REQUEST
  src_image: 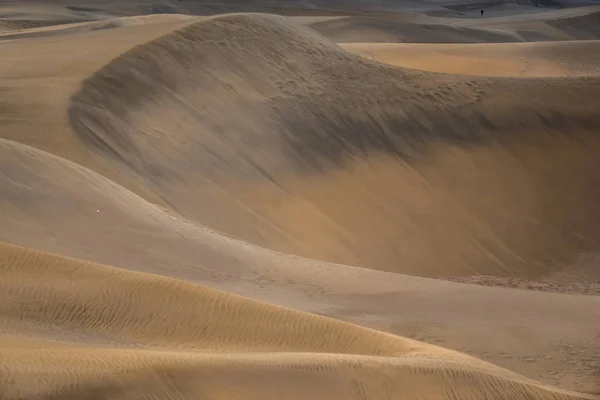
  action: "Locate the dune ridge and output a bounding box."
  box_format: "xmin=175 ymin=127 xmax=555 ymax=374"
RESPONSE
xmin=1 ymin=241 xmax=597 ymax=400
xmin=68 ymin=12 xmax=600 ymax=278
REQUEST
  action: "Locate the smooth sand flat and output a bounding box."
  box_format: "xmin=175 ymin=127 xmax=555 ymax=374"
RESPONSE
xmin=1 ymin=2 xmax=599 ymax=399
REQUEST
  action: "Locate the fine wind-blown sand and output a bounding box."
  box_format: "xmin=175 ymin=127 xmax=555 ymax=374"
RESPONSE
xmin=1 ymin=4 xmax=600 ymax=400
xmin=1 ymin=242 xmax=598 ymax=400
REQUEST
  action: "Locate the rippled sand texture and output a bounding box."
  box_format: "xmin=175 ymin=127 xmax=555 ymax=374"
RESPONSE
xmin=1 ymin=2 xmax=600 ymax=399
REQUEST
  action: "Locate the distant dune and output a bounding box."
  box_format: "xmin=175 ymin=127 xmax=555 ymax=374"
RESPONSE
xmin=307 ymin=8 xmax=600 ymax=43
xmin=1 ymin=2 xmax=600 ymax=399
xmin=308 ymin=15 xmax=522 ymax=42
xmin=450 ymin=6 xmax=600 ymax=41
xmin=343 ymin=40 xmax=600 ymax=76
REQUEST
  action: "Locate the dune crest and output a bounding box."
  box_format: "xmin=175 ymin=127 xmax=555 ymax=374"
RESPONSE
xmin=1 ymin=241 xmax=597 ymax=400
xmin=69 ymin=13 xmax=600 ymax=278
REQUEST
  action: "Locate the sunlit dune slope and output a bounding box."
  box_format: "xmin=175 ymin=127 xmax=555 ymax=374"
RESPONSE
xmin=308 ymin=15 xmax=521 ymax=43
xmin=0 ymin=241 xmax=424 ymax=354
xmin=67 ymin=13 xmax=600 ymax=278
xmin=1 ymin=241 xmax=597 ymax=400
xmin=3 ymin=136 xmax=600 ymax=393
xmin=343 ymin=40 xmax=600 ymax=77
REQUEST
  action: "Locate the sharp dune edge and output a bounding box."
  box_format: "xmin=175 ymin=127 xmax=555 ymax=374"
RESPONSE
xmin=1 ymin=3 xmax=600 ymax=400
xmin=68 ymin=13 xmax=600 ymax=277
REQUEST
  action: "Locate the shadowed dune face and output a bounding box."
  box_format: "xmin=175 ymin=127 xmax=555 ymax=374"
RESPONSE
xmin=457 ymin=8 xmax=600 ymax=41
xmin=69 ymin=13 xmax=600 ymax=278
xmin=546 ymin=10 xmax=600 ymax=39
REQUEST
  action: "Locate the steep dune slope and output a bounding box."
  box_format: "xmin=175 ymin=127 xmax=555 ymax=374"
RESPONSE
xmin=0 ymin=12 xmax=195 ymax=204
xmin=1 ymin=242 xmax=597 ymax=400
xmin=69 ymin=13 xmax=600 ymax=278
xmin=2 ymin=137 xmax=600 ymax=391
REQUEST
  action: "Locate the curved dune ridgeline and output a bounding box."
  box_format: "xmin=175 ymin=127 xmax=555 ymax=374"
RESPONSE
xmin=69 ymin=13 xmax=600 ymax=278
xmin=1 ymin=242 xmax=598 ymax=400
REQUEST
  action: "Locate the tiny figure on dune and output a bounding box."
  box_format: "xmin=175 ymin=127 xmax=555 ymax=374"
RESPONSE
xmin=480 ymin=9 xmax=484 ymax=16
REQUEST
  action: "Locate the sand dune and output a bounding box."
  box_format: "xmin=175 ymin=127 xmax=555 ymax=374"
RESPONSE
xmin=66 ymin=13 xmax=600 ymax=278
xmin=343 ymin=40 xmax=600 ymax=76
xmin=1 ymin=2 xmax=600 ymax=399
xmin=308 ymin=14 xmax=522 ymax=42
xmin=3 ymin=135 xmax=600 ymax=393
xmin=2 ymin=242 xmax=598 ymax=400
xmin=450 ymin=6 xmax=600 ymax=41
xmin=308 ymin=6 xmax=600 ymax=43
xmin=0 ymin=14 xmax=193 ymax=40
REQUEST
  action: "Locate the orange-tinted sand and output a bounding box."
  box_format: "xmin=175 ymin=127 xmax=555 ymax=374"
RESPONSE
xmin=1 ymin=2 xmax=599 ymax=399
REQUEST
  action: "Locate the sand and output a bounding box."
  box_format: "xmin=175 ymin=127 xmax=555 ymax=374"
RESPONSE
xmin=1 ymin=1 xmax=599 ymax=399
xmin=343 ymin=41 xmax=600 ymax=76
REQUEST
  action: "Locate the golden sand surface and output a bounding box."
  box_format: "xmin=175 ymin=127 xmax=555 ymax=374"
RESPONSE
xmin=1 ymin=2 xmax=599 ymax=399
